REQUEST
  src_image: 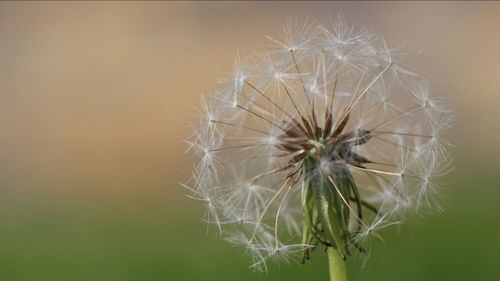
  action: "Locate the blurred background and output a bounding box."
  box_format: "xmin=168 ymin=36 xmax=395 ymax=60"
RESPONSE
xmin=0 ymin=2 xmax=499 ymax=281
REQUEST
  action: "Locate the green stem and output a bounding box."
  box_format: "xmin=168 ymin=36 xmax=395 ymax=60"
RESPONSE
xmin=327 ymin=247 xmax=347 ymax=281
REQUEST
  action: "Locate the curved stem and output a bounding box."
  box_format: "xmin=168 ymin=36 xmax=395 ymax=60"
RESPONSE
xmin=327 ymin=247 xmax=347 ymax=281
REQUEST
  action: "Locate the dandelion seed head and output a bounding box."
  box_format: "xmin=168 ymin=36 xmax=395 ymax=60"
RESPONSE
xmin=185 ymin=18 xmax=453 ymax=271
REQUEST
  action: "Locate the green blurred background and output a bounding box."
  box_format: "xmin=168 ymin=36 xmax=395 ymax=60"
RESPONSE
xmin=1 ymin=2 xmax=499 ymax=281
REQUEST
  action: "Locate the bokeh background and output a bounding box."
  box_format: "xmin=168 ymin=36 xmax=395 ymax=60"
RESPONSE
xmin=1 ymin=1 xmax=499 ymax=281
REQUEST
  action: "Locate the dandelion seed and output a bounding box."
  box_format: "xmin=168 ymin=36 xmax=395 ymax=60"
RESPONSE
xmin=185 ymin=18 xmax=453 ymax=280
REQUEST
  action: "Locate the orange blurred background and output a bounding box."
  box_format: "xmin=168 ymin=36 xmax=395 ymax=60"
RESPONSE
xmin=1 ymin=2 xmax=498 ymax=202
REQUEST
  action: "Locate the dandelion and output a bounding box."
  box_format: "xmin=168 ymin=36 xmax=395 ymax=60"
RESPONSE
xmin=185 ymin=18 xmax=453 ymax=281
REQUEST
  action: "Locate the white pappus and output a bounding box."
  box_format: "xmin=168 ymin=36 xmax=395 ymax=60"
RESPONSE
xmin=184 ymin=18 xmax=453 ymax=272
